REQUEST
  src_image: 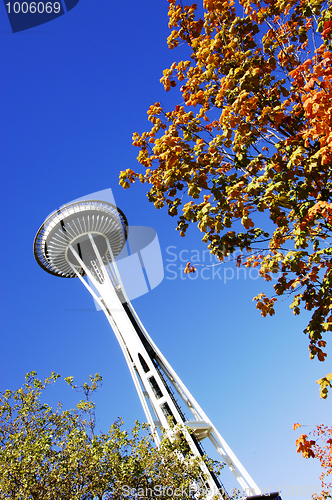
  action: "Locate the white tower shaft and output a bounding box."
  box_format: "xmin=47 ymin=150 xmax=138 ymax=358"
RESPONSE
xmin=67 ymin=233 xmax=261 ymax=498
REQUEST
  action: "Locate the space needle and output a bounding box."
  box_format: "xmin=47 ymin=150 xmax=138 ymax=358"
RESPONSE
xmin=34 ymin=198 xmax=279 ymax=499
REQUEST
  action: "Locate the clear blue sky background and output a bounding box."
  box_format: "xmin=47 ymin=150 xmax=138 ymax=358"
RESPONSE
xmin=0 ymin=1 xmax=331 ymax=498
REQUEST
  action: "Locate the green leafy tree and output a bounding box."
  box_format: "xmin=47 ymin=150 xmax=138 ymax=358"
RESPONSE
xmin=0 ymin=372 xmax=216 ymax=500
xmin=120 ymin=0 xmax=332 ymax=392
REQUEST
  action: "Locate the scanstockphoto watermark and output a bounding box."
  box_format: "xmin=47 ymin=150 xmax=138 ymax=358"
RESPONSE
xmin=164 ymin=246 xmax=283 ymax=283
xmin=122 ymin=484 xmax=227 ymax=498
xmin=122 ymin=484 xmax=323 ymax=499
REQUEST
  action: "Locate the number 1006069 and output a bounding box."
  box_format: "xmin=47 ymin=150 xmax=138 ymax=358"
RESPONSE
xmin=6 ymin=2 xmax=61 ymax=14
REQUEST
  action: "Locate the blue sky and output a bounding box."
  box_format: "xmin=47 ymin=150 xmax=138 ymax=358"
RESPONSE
xmin=0 ymin=1 xmax=331 ymax=498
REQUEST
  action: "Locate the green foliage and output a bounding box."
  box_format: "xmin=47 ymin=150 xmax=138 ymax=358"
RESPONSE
xmin=0 ymin=372 xmax=211 ymax=500
xmin=316 ymin=372 xmax=332 ymax=398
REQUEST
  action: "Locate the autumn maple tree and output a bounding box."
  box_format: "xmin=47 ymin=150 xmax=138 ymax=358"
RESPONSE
xmin=294 ymin=423 xmax=332 ymax=499
xmin=120 ymin=0 xmax=332 ymax=392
